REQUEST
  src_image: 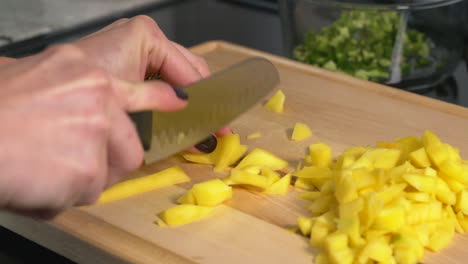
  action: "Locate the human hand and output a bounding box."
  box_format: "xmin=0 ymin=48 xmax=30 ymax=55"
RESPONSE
xmin=0 ymin=44 xmax=187 ymax=218
xmin=75 ymin=16 xmax=231 ymax=152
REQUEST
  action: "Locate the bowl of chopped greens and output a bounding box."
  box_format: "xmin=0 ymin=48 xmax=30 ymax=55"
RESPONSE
xmin=279 ymin=0 xmax=466 ymax=91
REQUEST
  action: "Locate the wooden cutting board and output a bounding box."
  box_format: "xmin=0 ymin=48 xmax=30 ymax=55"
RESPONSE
xmin=2 ymin=41 xmax=468 ymax=264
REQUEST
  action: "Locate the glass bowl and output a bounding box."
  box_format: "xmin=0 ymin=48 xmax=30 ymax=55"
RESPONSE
xmin=279 ymin=0 xmax=466 ymax=91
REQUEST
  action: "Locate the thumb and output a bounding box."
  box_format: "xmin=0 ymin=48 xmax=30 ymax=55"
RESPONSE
xmin=111 ymin=78 xmax=188 ymax=112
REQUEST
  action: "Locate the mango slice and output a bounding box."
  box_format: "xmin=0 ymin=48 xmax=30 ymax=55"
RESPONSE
xmin=181 ymin=134 xmax=248 ymax=171
xmin=225 ymin=168 xmax=269 ymax=189
xmin=247 ymin=131 xmax=262 ymax=139
xmin=309 ymin=142 xmax=332 ymax=168
xmin=263 ymin=173 xmax=291 ymax=195
xmin=264 ymin=89 xmax=285 ymax=113
xmin=236 ymin=148 xmax=288 ymax=171
xmin=291 ymin=122 xmax=312 ymax=141
xmin=178 ymin=179 xmax=232 ymax=206
xmin=97 ymin=166 xmax=190 ymax=203
xmin=158 ymin=204 xmax=214 ymax=227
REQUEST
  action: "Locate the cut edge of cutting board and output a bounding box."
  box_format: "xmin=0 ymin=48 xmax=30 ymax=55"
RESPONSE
xmin=191 ymin=40 xmax=468 ymax=119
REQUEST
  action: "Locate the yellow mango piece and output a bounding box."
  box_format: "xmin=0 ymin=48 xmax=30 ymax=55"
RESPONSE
xmin=402 ymin=173 xmax=436 ymax=193
xmin=227 ymin=168 xmax=269 ymax=189
xmin=189 ymin=179 xmax=232 ymax=206
xmin=247 ymin=131 xmax=262 ymax=139
xmin=427 ymin=228 xmax=454 ymax=252
xmin=329 ymin=248 xmax=354 ymax=264
xmin=351 ymin=148 xmax=401 ymax=170
xmin=334 ymin=171 xmax=358 ymax=204
xmin=294 ymin=178 xmax=315 ymax=190
xmin=405 ymin=192 xmax=431 ymax=203
xmin=336 ymin=216 xmax=365 ymax=248
xmin=456 ymin=190 xmax=468 ymax=215
xmin=297 ymin=216 xmax=315 ymax=236
xmin=435 ymin=178 xmax=456 ymax=205
xmin=440 ymin=174 xmax=465 ymax=193
xmin=236 ymin=148 xmax=288 ymax=171
xmin=445 ymin=143 xmax=462 ymax=162
xmin=310 ymin=211 xmax=337 ymax=247
xmin=339 ymin=197 xmax=364 ymax=219
xmin=406 ymin=202 xmax=442 ymax=225
xmin=308 ymin=194 xmax=335 ymax=215
xmin=422 ymin=130 xmax=442 ymax=147
xmin=97 ymin=166 xmax=190 ymax=203
xmin=426 ymin=143 xmax=449 ymax=169
xmin=214 ymin=134 xmax=247 ymax=172
xmin=362 ymin=193 xmax=384 ymax=230
xmin=314 ymin=252 xmax=331 ymax=264
xmin=158 ymin=204 xmax=214 ymax=226
xmin=457 ymin=211 xmax=468 ymax=232
xmin=413 ymin=223 xmax=432 ymax=246
xmin=409 ymin=147 xmax=431 ymax=168
xmin=373 ymin=205 xmax=405 ymax=231
xmin=375 ymin=183 xmax=407 ymax=205
xmin=444 ymin=205 xmax=463 ymax=234
xmin=324 ymin=231 xmax=348 ymax=252
xmin=263 ymin=174 xmax=291 ymax=195
xmin=261 ymin=167 xmax=281 ymax=186
xmin=320 ymin=180 xmax=335 ymax=194
xmin=177 ymin=189 xmax=196 ymax=204
xmin=351 ymin=169 xmax=376 ymax=190
xmin=309 ymin=142 xmax=333 ymax=168
xmin=264 ymin=89 xmax=285 ymax=113
xmin=357 ymin=238 xmax=392 ymax=264
xmin=294 ymin=166 xmax=331 ymax=189
xmin=181 ymin=152 xmax=215 ymax=165
xmin=297 ymin=191 xmax=322 ymax=201
xmin=155 ymin=219 xmax=167 ymax=227
xmin=291 ymin=122 xmax=312 ymax=141
xmin=393 ymin=232 xmax=424 ymax=263
xmin=439 ymin=159 xmax=468 ymax=184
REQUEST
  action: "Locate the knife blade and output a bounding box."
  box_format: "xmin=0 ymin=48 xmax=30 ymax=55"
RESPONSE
xmin=139 ymin=57 xmax=279 ymax=164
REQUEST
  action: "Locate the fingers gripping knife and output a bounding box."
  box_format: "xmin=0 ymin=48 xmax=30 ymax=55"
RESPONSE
xmin=130 ymin=57 xmax=280 ymax=164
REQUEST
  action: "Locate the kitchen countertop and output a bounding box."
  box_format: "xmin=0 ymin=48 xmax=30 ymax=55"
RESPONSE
xmin=1 ymin=0 xmax=468 ymax=263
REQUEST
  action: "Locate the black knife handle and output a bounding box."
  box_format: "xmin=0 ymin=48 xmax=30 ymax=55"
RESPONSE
xmin=129 ymin=111 xmax=153 ymax=151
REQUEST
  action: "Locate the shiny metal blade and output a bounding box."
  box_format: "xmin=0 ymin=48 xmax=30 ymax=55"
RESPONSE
xmin=144 ymin=57 xmax=280 ymax=163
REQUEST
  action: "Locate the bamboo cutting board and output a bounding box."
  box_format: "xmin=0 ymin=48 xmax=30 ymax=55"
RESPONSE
xmin=2 ymin=41 xmax=468 ymax=264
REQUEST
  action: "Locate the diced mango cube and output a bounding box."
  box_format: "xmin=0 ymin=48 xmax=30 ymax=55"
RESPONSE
xmin=291 ymin=122 xmax=312 ymax=141
xmin=264 ymin=89 xmax=285 ymax=113
xmin=425 ymin=143 xmax=449 ymax=169
xmin=226 ymin=169 xmax=269 ymax=189
xmin=335 ymin=171 xmax=358 ymax=204
xmin=336 ymin=216 xmax=365 ymax=248
xmin=435 ymin=178 xmax=456 ymax=205
xmin=456 ymin=190 xmax=468 ymax=215
xmin=409 ymin=147 xmax=431 ymax=168
xmin=158 ymin=204 xmax=214 ymax=226
xmin=373 ymin=205 xmax=405 ymax=231
xmin=236 ymin=148 xmax=288 ymax=171
xmin=297 ymin=216 xmax=315 ymax=236
xmin=324 ymin=231 xmax=348 ymax=252
xmin=402 ymin=173 xmax=436 ymax=193
xmin=427 ymin=228 xmax=454 ymax=252
xmin=187 ymin=179 xmax=232 ymax=206
xmin=297 ymin=191 xmax=322 ymax=201
xmin=213 ymin=134 xmax=247 ymax=172
xmin=308 ymin=194 xmax=335 ymax=215
xmin=405 ymin=192 xmax=431 ymax=203
xmin=439 ymin=159 xmax=468 ymax=184
xmin=357 ymin=238 xmax=392 ymax=263
xmin=309 ymin=142 xmax=333 ymax=168
xmin=263 ymin=173 xmax=291 ymax=195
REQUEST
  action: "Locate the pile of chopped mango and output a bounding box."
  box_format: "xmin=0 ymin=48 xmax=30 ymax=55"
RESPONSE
xmin=158 ymin=134 xmax=291 ymax=226
xmin=96 ymin=89 xmax=468 ymax=264
xmin=294 ymin=130 xmax=468 ymax=264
